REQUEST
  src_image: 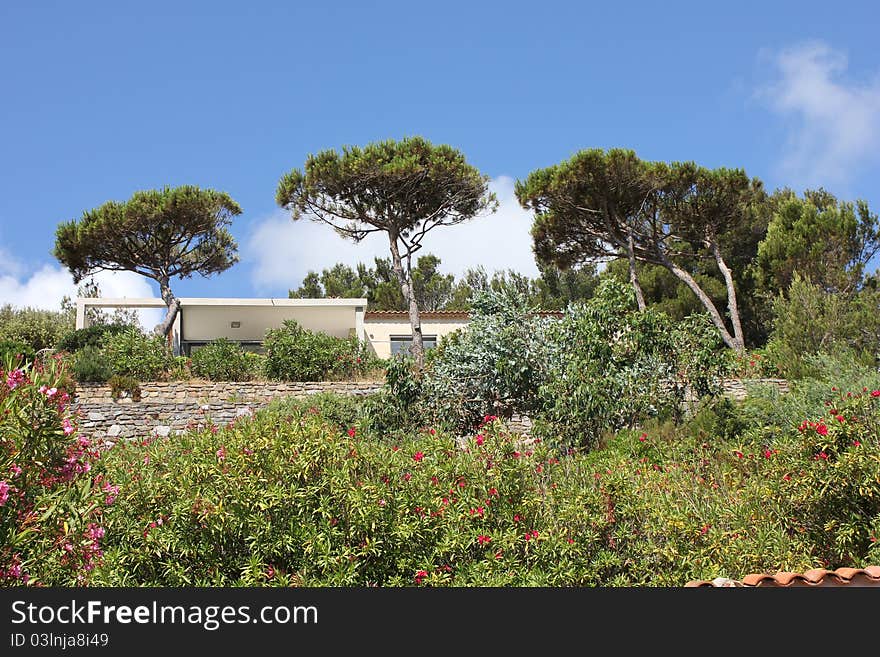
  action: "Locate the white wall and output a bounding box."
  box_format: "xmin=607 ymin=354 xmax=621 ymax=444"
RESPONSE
xmin=181 ymin=304 xmax=359 ymax=341
xmin=364 ymin=318 xmax=468 ymax=359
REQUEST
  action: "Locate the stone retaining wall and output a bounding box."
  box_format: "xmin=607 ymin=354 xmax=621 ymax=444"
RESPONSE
xmin=71 ymin=378 xmax=790 ymax=441
xmin=73 ymin=380 xmax=383 ymax=441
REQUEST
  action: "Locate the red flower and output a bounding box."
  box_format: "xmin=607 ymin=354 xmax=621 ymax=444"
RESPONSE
xmin=566 ymin=538 xmax=575 ymax=544
xmin=871 ymin=390 xmax=880 ymax=397
xmin=414 ymin=570 xmax=428 ymax=585
xmin=475 ymin=434 xmax=484 ymax=446
xmin=763 ymin=449 xmax=774 ymax=459
xmin=639 ymin=433 xmax=647 ymax=442
xmin=852 ymin=440 xmax=861 ymax=447
xmin=347 ymin=427 xmax=356 ymax=438
xmin=783 ymin=473 xmax=791 ymax=481
xmin=391 ymin=445 xmax=399 ymax=452
xmin=477 ymin=535 xmax=491 ymax=546
xmin=513 ymin=514 xmax=522 ymax=522
xmin=835 ymin=415 xmax=845 ymax=423
xmin=488 ymin=487 xmax=498 ymax=497
xmin=403 ymin=472 xmax=412 ymax=482
xmin=413 ymin=451 xmax=424 ymax=462
xmin=816 ymin=424 xmax=828 ymax=436
xmin=734 ymin=451 xmax=743 ymax=459
xmin=816 ymin=451 xmax=829 ymax=460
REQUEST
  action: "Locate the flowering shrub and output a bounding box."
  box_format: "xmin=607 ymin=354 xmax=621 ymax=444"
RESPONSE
xmin=264 ymin=320 xmax=379 ymax=381
xmin=0 ymin=354 xmax=113 ymax=585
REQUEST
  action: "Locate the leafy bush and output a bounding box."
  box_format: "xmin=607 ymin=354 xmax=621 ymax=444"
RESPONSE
xmin=534 ymin=279 xmax=725 ymax=449
xmin=191 ymin=339 xmax=258 ymax=381
xmin=0 ymin=305 xmax=73 ymax=352
xmin=72 ymin=345 xmax=112 ymax=383
xmin=1 ymin=354 xmax=114 ymax=585
xmin=361 ymin=356 xmax=425 ymax=437
xmin=108 ymin=375 xmax=141 ymax=401
xmin=57 ymin=323 xmax=130 ymax=353
xmin=0 ymin=340 xmax=36 ymax=366
xmin=421 ymin=288 xmax=551 ymax=432
xmin=766 ymin=274 xmax=880 ymax=379
xmin=264 ymin=320 xmax=379 ymax=381
xmin=103 ymin=328 xmax=172 ymax=380
xmin=267 ymin=392 xmax=364 ymax=435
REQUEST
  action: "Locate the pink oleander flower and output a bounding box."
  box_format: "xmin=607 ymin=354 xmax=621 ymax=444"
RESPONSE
xmin=6 ymin=369 xmax=25 ymax=390
xmin=0 ymin=480 xmax=10 ymax=506
xmin=62 ymin=418 xmax=75 ymax=435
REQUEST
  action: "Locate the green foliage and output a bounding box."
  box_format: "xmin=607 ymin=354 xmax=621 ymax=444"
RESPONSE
xmin=517 ymin=148 xmax=766 ymax=351
xmin=0 ymin=340 xmax=36 ymax=366
xmin=765 ymin=274 xmax=880 ymax=379
xmin=190 ymin=339 xmax=259 ymax=382
xmin=89 ymin=360 xmax=880 ymax=586
xmin=1 ymin=355 xmax=111 ymax=585
xmin=107 ymin=375 xmax=141 ymax=401
xmin=0 ymin=304 xmax=73 ymax=352
xmin=755 ymin=188 xmax=880 ymax=294
xmin=72 ymin=345 xmax=112 ymax=383
xmin=263 ymin=320 xmax=379 ymax=381
xmin=535 ymin=279 xmax=725 ymax=449
xmin=421 ymin=288 xmax=551 ymax=431
xmin=54 ymin=185 xmax=242 ymax=286
xmin=361 ymin=356 xmax=425 ymax=437
xmin=57 ymin=323 xmax=129 ymax=353
xmin=103 ymin=328 xmax=172 ymax=380
xmin=277 ymin=137 xmax=498 ymax=366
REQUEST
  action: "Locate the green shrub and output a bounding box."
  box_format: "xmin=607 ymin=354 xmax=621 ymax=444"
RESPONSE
xmin=0 ymin=304 xmax=72 ymax=352
xmin=267 ymin=392 xmax=364 ymax=435
xmin=57 ymin=323 xmax=130 ymax=353
xmin=421 ymin=288 xmax=551 ymax=432
xmin=72 ymin=345 xmax=112 ymax=383
xmin=108 ymin=375 xmax=141 ymax=401
xmin=103 ymin=328 xmax=172 ymax=380
xmin=534 ymin=279 xmax=725 ymax=449
xmin=190 ymin=339 xmax=256 ymax=381
xmin=264 ymin=320 xmax=378 ymax=381
xmin=167 ymin=356 xmax=191 ymax=381
xmin=0 ymin=340 xmax=36 ymax=366
xmin=766 ymin=274 xmax=880 ymax=379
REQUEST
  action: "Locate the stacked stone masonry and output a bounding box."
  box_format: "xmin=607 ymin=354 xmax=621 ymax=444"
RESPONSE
xmin=74 ymin=381 xmax=383 ymax=441
xmin=72 ymin=378 xmax=789 ymax=441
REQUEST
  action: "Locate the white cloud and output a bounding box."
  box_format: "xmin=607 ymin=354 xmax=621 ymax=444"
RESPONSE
xmin=246 ymin=176 xmax=539 ymax=292
xmin=0 ymin=265 xmax=163 ymax=330
xmin=759 ymin=41 xmax=880 ymax=186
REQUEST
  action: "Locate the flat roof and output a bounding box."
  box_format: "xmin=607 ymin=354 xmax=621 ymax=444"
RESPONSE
xmin=78 ymin=297 xmax=368 ymax=308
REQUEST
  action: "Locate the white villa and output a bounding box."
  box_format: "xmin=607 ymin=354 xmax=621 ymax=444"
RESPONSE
xmin=75 ymin=297 xmax=469 ymax=359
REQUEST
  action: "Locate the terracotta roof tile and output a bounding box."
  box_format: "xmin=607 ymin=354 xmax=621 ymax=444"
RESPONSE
xmin=686 ymin=566 xmax=880 ymax=587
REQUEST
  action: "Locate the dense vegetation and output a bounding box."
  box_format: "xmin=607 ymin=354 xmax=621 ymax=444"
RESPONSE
xmin=5 ymin=356 xmax=874 ymax=587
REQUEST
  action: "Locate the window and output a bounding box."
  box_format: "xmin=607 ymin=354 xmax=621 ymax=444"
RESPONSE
xmin=390 ymin=335 xmax=437 ymax=356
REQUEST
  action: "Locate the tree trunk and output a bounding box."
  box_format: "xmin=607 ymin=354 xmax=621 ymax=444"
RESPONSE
xmin=156 ymin=278 xmax=181 ymax=341
xmin=657 ymin=252 xmax=742 ymax=351
xmin=387 ymin=233 xmax=424 ymax=368
xmin=708 ymin=238 xmax=745 ymax=352
xmin=627 ymin=229 xmax=647 ymax=311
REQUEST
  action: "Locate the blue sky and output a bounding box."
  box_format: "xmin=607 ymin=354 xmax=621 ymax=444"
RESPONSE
xmin=1 ymin=0 xmax=879 ymax=320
